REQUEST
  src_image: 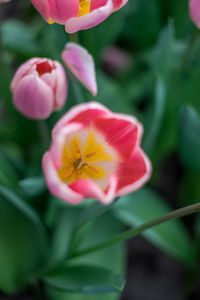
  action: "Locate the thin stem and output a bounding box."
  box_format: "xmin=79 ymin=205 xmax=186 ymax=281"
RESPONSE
xmin=180 ymin=28 xmax=200 ymax=73
xmin=38 ymin=120 xmax=50 ymax=149
xmin=69 ymin=33 xmax=79 ymax=43
xmin=71 ymin=202 xmax=200 ymax=258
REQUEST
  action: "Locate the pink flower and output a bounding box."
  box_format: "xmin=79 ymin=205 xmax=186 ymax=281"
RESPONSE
xmin=62 ymin=42 xmax=97 ymax=96
xmin=10 ymin=58 xmax=67 ymax=120
xmin=31 ymin=0 xmax=128 ymax=33
xmin=189 ymin=0 xmax=200 ymax=28
xmin=42 ymin=102 xmax=151 ymax=205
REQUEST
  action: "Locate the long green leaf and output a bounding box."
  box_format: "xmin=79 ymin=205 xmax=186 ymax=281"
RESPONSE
xmin=0 ymin=186 xmax=47 ymax=293
xmin=43 ymin=264 xmax=125 ymax=294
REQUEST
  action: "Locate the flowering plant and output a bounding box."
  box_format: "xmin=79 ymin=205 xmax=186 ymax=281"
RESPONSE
xmin=1 ymin=0 xmax=200 ymax=299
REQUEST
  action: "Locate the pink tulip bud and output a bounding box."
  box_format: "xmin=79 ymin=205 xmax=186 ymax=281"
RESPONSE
xmin=11 ymin=58 xmax=68 ymax=120
xmin=189 ymin=0 xmax=200 ymax=28
xmin=31 ymin=0 xmax=128 ymax=33
xmin=62 ymin=42 xmax=97 ymax=96
xmin=42 ymin=102 xmax=152 ymax=205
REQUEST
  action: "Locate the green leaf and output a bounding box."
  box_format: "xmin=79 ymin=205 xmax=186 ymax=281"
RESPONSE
xmin=47 ymin=207 xmax=83 ymax=268
xmin=113 ymin=188 xmax=194 ymax=264
xmin=0 ymin=186 xmax=47 ymax=293
xmin=150 ymin=21 xmax=184 ymax=82
xmin=178 ymin=105 xmax=200 ymax=170
xmin=46 ymin=213 xmax=125 ymax=300
xmin=19 ymin=176 xmax=46 ymax=198
xmin=2 ymin=20 xmax=39 ymax=55
xmin=143 ymin=77 xmax=166 ymax=154
xmin=0 ymin=150 xmax=19 ymax=190
xmin=43 ymin=264 xmax=125 ymax=294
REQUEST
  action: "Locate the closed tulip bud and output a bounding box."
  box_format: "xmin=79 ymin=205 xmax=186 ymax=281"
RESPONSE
xmin=11 ymin=58 xmax=68 ymax=120
xmin=31 ymin=0 xmax=128 ymax=33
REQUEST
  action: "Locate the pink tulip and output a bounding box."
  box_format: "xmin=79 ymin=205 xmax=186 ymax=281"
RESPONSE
xmin=42 ymin=102 xmax=151 ymax=205
xmin=10 ymin=58 xmax=67 ymax=120
xmin=189 ymin=0 xmax=200 ymax=28
xmin=31 ymin=0 xmax=128 ymax=33
xmin=62 ymin=42 xmax=97 ymax=96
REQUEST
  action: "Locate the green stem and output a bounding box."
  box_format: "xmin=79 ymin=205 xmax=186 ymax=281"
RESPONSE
xmin=38 ymin=120 xmax=50 ymax=149
xmin=69 ymin=33 xmax=79 ymax=43
xmin=180 ymin=28 xmax=200 ymax=73
xmin=71 ymin=202 xmax=200 ymax=258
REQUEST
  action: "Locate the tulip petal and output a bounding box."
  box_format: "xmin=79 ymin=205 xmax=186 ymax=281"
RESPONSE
xmin=42 ymin=152 xmax=83 ymax=204
xmin=53 ymin=62 xmax=68 ymax=109
xmin=50 ymin=123 xmax=84 ymax=169
xmin=10 ymin=58 xmax=38 ymax=91
xmin=48 ymin=0 xmax=79 ymax=24
xmin=52 ymin=102 xmax=111 ymax=136
xmin=189 ymin=0 xmax=200 ymax=28
xmin=13 ymin=75 xmax=54 ymax=119
xmin=112 ymin=0 xmax=128 ymax=11
xmin=62 ymin=42 xmax=97 ymax=96
xmin=31 ymin=0 xmax=50 ymax=22
xmin=70 ymin=174 xmax=117 ymax=205
xmin=116 ymin=149 xmax=152 ymax=196
xmin=90 ymin=0 xmax=108 ymax=10
xmin=65 ymin=0 xmax=113 ymax=33
xmin=91 ymin=115 xmax=143 ymax=161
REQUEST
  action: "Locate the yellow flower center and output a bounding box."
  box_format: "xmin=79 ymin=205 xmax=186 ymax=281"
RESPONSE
xmin=78 ymin=0 xmax=91 ymax=16
xmin=57 ymin=131 xmax=115 ymax=187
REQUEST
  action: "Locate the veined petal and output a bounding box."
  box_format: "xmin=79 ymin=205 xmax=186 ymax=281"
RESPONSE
xmin=91 ymin=115 xmax=143 ymax=161
xmin=52 ymin=102 xmax=111 ymax=137
xmin=116 ymin=148 xmax=152 ymax=196
xmin=65 ymin=0 xmax=113 ymax=33
xmin=62 ymin=42 xmax=97 ymax=96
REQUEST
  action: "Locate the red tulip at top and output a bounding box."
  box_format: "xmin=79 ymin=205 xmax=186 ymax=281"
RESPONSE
xmin=31 ymin=0 xmax=128 ymax=33
xmin=11 ymin=58 xmax=67 ymax=119
xmin=42 ymin=102 xmax=152 ymax=205
xmin=189 ymin=0 xmax=200 ymax=27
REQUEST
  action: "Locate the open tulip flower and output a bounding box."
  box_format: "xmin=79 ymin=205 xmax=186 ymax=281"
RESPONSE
xmin=62 ymin=42 xmax=97 ymax=96
xmin=31 ymin=0 xmax=128 ymax=33
xmin=42 ymin=102 xmax=152 ymax=205
xmin=10 ymin=58 xmax=67 ymax=120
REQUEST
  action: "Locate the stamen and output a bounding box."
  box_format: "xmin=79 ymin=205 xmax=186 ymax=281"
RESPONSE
xmin=79 ymin=0 xmax=91 ymax=17
xmin=48 ymin=18 xmax=54 ymax=24
xmin=85 ymin=151 xmax=96 ymax=158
